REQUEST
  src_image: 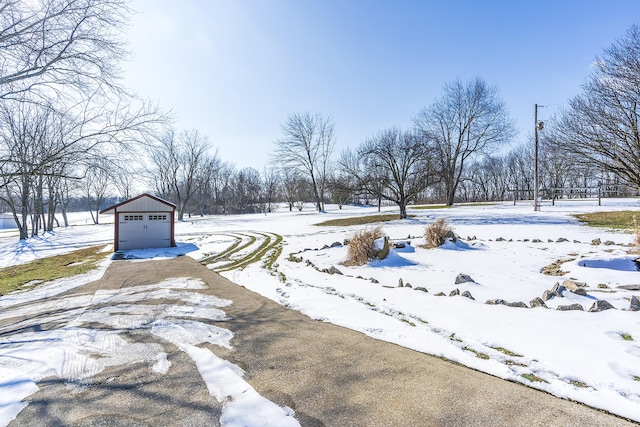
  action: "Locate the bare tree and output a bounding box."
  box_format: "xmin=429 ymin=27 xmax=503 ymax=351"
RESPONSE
xmin=550 ymin=25 xmax=640 ymax=188
xmin=273 ymin=112 xmax=335 ymax=212
xmin=149 ymin=128 xmax=212 ymax=221
xmin=84 ymin=159 xmax=112 ymax=224
xmin=0 ymin=0 xmax=130 ymax=101
xmin=262 ymin=167 xmax=280 ymax=213
xmin=414 ymin=77 xmax=515 ymax=206
xmin=342 ymin=128 xmax=433 ymax=219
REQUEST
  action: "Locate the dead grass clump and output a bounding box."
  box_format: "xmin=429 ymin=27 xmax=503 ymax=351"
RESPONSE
xmin=424 ymin=218 xmax=453 ymax=248
xmin=634 ymin=215 xmax=640 ymax=247
xmin=345 ymin=226 xmax=386 ymax=266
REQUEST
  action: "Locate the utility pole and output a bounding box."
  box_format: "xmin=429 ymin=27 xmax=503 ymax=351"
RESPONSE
xmin=534 ymin=104 xmax=544 ymax=211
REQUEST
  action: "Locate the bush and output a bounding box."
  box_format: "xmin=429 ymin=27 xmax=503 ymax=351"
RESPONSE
xmin=424 ymin=218 xmax=454 ymax=248
xmin=346 ymin=226 xmax=386 ymax=266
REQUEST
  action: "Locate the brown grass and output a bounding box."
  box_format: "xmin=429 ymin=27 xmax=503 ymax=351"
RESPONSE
xmin=0 ymin=245 xmax=109 ymax=296
xmin=345 ymin=226 xmax=386 ymax=266
xmin=315 ymin=214 xmax=414 ymax=227
xmin=424 ymin=218 xmax=452 ymax=248
xmin=574 ymin=210 xmax=638 ymax=230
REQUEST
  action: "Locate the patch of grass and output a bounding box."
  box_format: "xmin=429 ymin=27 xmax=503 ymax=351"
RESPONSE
xmin=400 ymin=318 xmax=416 ymax=327
xmin=633 ymin=375 xmax=640 ymax=382
xmin=574 ymin=211 xmax=638 ymax=231
xmin=569 ymin=380 xmax=589 ymax=388
xmin=410 ymin=204 xmax=451 ymax=210
xmin=521 ymin=373 xmax=549 ymax=384
xmin=0 ymin=245 xmax=108 ymax=296
xmin=464 ymin=347 xmax=490 ymax=360
xmin=621 ymin=332 xmax=634 ymax=341
xmin=540 ymin=258 xmax=575 ymax=276
xmin=315 ymin=214 xmax=414 ymax=227
xmin=504 ymin=360 xmax=528 ymax=367
xmin=450 ymin=333 xmax=462 ymax=342
xmin=492 ymin=347 xmax=523 ymax=357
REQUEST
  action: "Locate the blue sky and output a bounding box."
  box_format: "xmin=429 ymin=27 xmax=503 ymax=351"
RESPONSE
xmin=123 ymin=0 xmax=640 ymax=170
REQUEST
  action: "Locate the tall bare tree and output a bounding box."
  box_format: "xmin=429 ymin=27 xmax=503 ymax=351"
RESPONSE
xmin=341 ymin=128 xmax=433 ymax=219
xmin=149 ymin=128 xmax=213 ymax=221
xmin=0 ymin=0 xmax=130 ymax=101
xmin=273 ymin=112 xmax=335 ymax=212
xmin=414 ymin=77 xmax=515 ymax=206
xmin=550 ymin=25 xmax=640 ymax=188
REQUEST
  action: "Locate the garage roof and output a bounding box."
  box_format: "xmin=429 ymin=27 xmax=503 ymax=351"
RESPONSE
xmin=100 ymin=193 xmax=176 ymax=214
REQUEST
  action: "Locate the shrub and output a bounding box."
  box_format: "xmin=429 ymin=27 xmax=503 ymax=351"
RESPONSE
xmin=424 ymin=218 xmax=453 ymax=248
xmin=346 ymin=226 xmax=386 ymax=266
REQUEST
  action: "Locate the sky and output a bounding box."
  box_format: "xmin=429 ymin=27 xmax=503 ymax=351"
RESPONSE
xmin=122 ymin=0 xmax=640 ymax=170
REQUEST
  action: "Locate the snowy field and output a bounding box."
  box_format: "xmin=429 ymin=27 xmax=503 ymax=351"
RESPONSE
xmin=1 ymin=199 xmax=640 ymax=423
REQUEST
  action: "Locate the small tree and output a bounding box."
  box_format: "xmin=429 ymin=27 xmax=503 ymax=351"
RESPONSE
xmin=341 ymin=128 xmax=434 ymax=218
xmin=273 ymin=112 xmax=335 ymax=212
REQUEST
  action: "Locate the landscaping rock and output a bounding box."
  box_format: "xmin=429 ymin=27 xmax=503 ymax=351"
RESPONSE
xmin=556 ymin=237 xmax=569 ymax=243
xmin=327 ymin=266 xmax=343 ymax=275
xmin=529 ymin=297 xmax=548 ymax=308
xmin=532 ymin=239 xmax=542 ymax=243
xmin=598 ymin=284 xmax=610 ymax=289
xmin=604 ymin=240 xmax=615 ymax=246
xmin=485 ymin=299 xmax=507 ymax=305
xmin=562 ymin=280 xmax=587 ymax=296
xmin=434 ymin=292 xmax=446 ymax=296
xmin=398 ymin=278 xmax=404 ymax=287
xmin=496 ymin=237 xmax=506 ymax=242
xmin=370 ymin=278 xmax=379 ymax=284
xmin=550 ymin=282 xmax=566 ymax=297
xmin=562 ymin=280 xmax=587 ymax=291
xmin=374 ymin=236 xmax=390 ymax=260
xmin=405 ymin=283 xmax=412 ymax=288
xmin=591 ymin=238 xmax=601 ymax=245
xmin=617 ymin=285 xmax=640 ymax=291
xmin=548 ymin=239 xmax=554 ymax=243
xmin=629 ymin=295 xmax=640 ymax=311
xmin=506 ymin=301 xmax=528 ymax=308
xmin=573 ymin=240 xmax=581 ymax=244
xmin=541 ymin=290 xmax=554 ymax=301
xmin=588 ymin=300 xmax=615 ymax=312
xmin=331 ymin=241 xmax=342 ymax=247
xmin=461 ymin=291 xmax=475 ymax=300
xmin=449 ymin=288 xmax=460 ymax=296
xmin=557 ymin=303 xmax=584 ymax=311
xmin=414 ymin=287 xmax=428 ymax=293
xmin=455 ymin=273 xmax=474 ymax=284
xmin=445 ymin=230 xmax=458 ymax=242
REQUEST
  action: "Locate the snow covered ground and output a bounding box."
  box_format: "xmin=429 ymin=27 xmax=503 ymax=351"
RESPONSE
xmin=1 ymin=199 xmax=640 ymax=423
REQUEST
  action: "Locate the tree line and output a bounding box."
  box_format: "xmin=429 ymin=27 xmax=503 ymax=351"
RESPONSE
xmin=1 ymin=1 xmax=639 ymax=240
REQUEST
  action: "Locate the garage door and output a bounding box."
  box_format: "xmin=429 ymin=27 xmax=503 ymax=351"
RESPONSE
xmin=118 ymin=213 xmax=171 ymax=250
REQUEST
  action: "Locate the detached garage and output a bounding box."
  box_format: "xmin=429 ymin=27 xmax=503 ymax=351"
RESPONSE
xmin=100 ymin=193 xmax=176 ymax=251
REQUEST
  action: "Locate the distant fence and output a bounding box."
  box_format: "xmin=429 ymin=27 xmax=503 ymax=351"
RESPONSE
xmin=508 ymin=184 xmax=639 ymax=206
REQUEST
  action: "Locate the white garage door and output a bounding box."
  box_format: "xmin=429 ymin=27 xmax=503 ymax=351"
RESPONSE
xmin=118 ymin=213 xmax=171 ymax=250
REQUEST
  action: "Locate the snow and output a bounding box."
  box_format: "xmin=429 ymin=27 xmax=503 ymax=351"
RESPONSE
xmin=1 ymin=199 xmax=640 ymax=423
